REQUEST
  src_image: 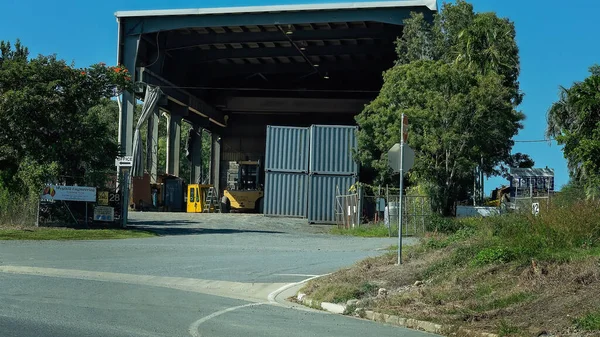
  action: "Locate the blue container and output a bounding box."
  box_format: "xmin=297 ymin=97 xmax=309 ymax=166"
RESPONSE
xmin=309 ymin=125 xmax=358 ymax=175
xmin=264 ymin=171 xmax=308 ymax=218
xmin=307 ymin=174 xmax=357 ymax=224
xmin=265 ymin=126 xmax=309 ymax=173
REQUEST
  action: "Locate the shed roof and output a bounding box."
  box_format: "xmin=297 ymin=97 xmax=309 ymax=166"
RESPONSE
xmin=115 ymin=1 xmax=437 ymax=18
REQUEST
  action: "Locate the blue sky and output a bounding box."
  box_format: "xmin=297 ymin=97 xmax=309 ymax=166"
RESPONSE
xmin=2 ymin=0 xmax=598 ymax=193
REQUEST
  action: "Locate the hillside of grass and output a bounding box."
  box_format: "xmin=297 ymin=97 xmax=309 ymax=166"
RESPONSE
xmin=301 ymin=198 xmax=600 ymax=336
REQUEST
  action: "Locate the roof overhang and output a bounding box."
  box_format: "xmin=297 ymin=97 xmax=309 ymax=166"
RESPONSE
xmin=115 ymin=1 xmax=437 ymax=18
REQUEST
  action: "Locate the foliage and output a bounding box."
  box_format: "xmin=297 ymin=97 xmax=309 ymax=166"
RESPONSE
xmin=0 ymin=40 xmax=132 ymax=197
xmin=473 ymin=247 xmax=515 ymax=265
xmin=355 ymin=1 xmax=524 ymax=215
xmin=547 ymin=65 xmax=600 ymax=199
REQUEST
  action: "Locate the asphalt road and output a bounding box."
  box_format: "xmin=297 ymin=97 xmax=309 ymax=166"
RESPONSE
xmin=0 ymin=213 xmax=434 ymax=337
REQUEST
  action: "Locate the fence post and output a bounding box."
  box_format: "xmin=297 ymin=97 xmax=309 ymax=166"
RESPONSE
xmin=357 ymin=184 xmax=363 ymax=227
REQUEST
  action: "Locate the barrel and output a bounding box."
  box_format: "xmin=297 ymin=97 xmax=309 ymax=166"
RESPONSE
xmin=388 ymin=202 xmax=399 ymax=229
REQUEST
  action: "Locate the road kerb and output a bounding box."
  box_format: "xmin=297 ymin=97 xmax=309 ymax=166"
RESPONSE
xmin=298 ymin=295 xmax=498 ymax=337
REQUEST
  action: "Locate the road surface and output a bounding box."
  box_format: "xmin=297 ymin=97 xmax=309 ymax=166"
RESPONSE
xmin=0 ymin=213 xmax=434 ymax=337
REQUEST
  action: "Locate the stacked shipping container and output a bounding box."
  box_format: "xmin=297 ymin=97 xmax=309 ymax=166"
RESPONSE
xmin=264 ymin=126 xmax=310 ymax=218
xmin=264 ymin=125 xmax=358 ymax=223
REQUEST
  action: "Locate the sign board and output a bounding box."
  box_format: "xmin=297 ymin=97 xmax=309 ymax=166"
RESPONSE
xmin=388 ymin=143 xmax=415 ymax=173
xmin=115 ymin=156 xmax=133 ymax=167
xmin=97 ymin=191 xmax=109 ymax=206
xmin=376 ymin=198 xmax=386 ymax=212
xmin=94 ymin=206 xmax=115 ymax=222
xmin=41 ymin=185 xmax=96 ymax=202
xmin=532 ymin=202 xmax=540 ymax=216
xmin=402 ymin=115 xmax=409 ymax=143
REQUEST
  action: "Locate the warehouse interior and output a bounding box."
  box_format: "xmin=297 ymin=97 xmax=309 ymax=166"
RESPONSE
xmin=115 ymin=1 xmax=436 ymax=218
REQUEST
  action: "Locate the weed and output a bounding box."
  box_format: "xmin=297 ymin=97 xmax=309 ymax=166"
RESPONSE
xmin=575 ymin=310 xmax=600 ymax=331
xmin=473 ymin=247 xmax=515 ymax=266
xmin=497 ymin=320 xmax=521 ymax=336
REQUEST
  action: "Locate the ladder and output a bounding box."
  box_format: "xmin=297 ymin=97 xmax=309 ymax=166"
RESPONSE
xmin=203 ymin=187 xmax=220 ymax=213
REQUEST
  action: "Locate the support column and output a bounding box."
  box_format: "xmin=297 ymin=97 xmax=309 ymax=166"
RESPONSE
xmin=210 ymin=133 xmax=221 ymax=194
xmin=166 ymin=114 xmax=182 ymax=177
xmin=118 ymin=35 xmax=140 ymax=156
xmin=146 ymin=105 xmax=159 ymax=183
xmin=190 ymin=126 xmax=203 ymax=185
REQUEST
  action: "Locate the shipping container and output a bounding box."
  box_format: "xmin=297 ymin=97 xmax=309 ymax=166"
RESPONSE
xmin=265 ymin=126 xmax=310 ymax=173
xmin=162 ymin=177 xmax=184 ymax=212
xmin=308 ymin=174 xmax=357 ymax=224
xmin=264 ymin=172 xmax=308 ymax=218
xmin=309 ymin=125 xmax=358 ymax=175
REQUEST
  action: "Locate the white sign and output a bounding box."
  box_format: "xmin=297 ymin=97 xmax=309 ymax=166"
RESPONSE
xmin=41 ymin=185 xmax=96 ymax=202
xmin=94 ymin=206 xmax=115 ymax=222
xmin=532 ymin=202 xmax=540 ymax=216
xmin=388 ymin=143 xmax=415 ymax=173
xmin=115 ymin=156 xmax=133 ymax=167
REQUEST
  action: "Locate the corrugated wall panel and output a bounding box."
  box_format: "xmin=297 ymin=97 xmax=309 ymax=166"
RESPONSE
xmin=309 ymin=125 xmax=358 ymax=175
xmin=264 ymin=172 xmax=308 ymax=218
xmin=265 ymin=126 xmax=309 ymax=173
xmin=308 ymin=174 xmax=357 ymax=224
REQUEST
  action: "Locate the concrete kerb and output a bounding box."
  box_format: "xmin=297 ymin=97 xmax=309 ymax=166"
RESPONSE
xmin=296 ymin=295 xmax=498 ymax=337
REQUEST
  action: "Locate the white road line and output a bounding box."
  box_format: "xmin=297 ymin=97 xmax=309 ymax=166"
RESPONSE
xmin=267 ymin=274 xmax=327 ymax=304
xmin=188 ymin=302 xmax=265 ymax=337
xmin=273 ymin=273 xmax=320 ymax=277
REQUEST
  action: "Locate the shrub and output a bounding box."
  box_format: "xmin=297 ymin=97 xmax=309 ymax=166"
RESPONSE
xmin=473 ymin=247 xmax=515 ymax=266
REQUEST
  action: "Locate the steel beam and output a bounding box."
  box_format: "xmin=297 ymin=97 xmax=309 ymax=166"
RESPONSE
xmin=123 ymin=7 xmax=426 ymax=35
xmin=163 ymin=27 xmax=401 ymax=51
xmin=166 ymin=104 xmax=185 ymax=176
xmin=171 ymin=44 xmax=393 ymax=62
xmin=186 ymin=59 xmax=389 ymax=77
xmin=118 ymin=35 xmax=140 ymax=156
xmin=140 ymin=68 xmax=227 ymax=127
xmin=146 ymin=104 xmax=160 ymax=183
xmin=216 ymin=96 xmax=371 ymax=113
xmin=190 ymin=125 xmax=203 ymax=185
xmin=210 ymin=133 xmax=221 ymax=195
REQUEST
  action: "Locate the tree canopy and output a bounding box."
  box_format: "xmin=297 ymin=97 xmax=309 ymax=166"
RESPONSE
xmin=0 ymin=40 xmax=131 ymax=197
xmin=355 ymin=1 xmax=525 ymax=214
xmin=547 ymin=65 xmax=600 ymax=199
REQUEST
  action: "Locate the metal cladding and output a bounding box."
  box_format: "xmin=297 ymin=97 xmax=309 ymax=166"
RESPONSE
xmin=308 ymin=174 xmax=357 ymax=224
xmin=265 ymin=126 xmax=309 ymax=173
xmin=309 ymin=125 xmax=358 ymax=175
xmin=264 ymin=172 xmax=308 ymax=218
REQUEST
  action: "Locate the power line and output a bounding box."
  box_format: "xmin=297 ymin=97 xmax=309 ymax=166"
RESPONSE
xmin=514 ymin=139 xmax=555 ymax=143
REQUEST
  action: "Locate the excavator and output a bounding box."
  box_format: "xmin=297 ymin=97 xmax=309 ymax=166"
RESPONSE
xmin=220 ymin=160 xmax=264 ymax=213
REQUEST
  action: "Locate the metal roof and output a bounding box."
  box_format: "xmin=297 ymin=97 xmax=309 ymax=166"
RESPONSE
xmin=510 ymin=168 xmax=555 ymax=178
xmin=115 ymin=1 xmax=437 ymax=18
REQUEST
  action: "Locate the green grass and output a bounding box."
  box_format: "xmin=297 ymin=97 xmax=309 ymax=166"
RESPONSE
xmin=330 ymin=224 xmax=391 ymax=237
xmin=575 ymin=310 xmax=600 ymax=331
xmin=0 ymin=228 xmax=157 ymax=240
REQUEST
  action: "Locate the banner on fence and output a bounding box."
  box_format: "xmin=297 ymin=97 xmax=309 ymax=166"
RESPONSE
xmin=41 ymin=185 xmax=96 ymax=202
xmin=94 ymin=206 xmax=115 ymax=222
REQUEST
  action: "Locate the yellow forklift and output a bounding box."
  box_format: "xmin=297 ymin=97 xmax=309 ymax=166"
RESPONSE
xmin=221 ymin=160 xmax=264 ymax=213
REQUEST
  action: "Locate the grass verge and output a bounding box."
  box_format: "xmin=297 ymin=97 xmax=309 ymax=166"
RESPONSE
xmin=302 ymin=199 xmax=600 ymax=336
xmin=0 ymin=227 xmax=156 ymax=240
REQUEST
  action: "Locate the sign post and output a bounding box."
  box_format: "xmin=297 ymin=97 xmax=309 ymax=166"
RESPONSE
xmin=387 ymin=114 xmax=414 ymax=265
xmin=115 ymin=156 xmax=133 ymax=228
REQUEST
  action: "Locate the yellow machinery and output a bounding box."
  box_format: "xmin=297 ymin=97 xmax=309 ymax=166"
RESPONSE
xmin=187 ymin=184 xmax=218 ymax=213
xmin=221 ymin=160 xmax=264 ymax=213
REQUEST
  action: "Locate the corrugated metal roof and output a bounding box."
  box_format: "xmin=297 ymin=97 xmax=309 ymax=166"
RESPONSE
xmin=115 ymin=1 xmax=437 ymax=18
xmin=510 ymin=168 xmax=555 ymax=178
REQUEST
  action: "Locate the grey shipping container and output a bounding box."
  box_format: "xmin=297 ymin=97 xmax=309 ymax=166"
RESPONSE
xmin=163 ymin=177 xmax=184 ymax=212
xmin=265 ymin=126 xmax=310 ymax=173
xmin=308 ymin=174 xmax=357 ymax=224
xmin=264 ymin=172 xmax=308 ymax=218
xmin=309 ymin=125 xmax=358 ymax=175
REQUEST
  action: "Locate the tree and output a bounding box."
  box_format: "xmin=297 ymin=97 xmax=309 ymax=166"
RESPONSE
xmin=547 ymin=65 xmax=600 ymax=199
xmin=356 ymin=1 xmax=524 ymax=215
xmin=0 ymin=40 xmax=131 ymax=196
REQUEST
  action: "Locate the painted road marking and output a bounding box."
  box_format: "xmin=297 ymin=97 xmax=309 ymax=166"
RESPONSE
xmin=0 ymin=265 xmax=285 ymax=303
xmin=188 ymin=302 xmax=265 ymax=337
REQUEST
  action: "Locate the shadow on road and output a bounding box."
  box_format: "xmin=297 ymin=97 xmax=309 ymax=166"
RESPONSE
xmin=127 ymin=225 xmax=284 ymax=236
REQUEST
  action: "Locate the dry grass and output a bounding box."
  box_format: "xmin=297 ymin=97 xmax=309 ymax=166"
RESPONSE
xmin=301 ymin=200 xmax=600 ymax=336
